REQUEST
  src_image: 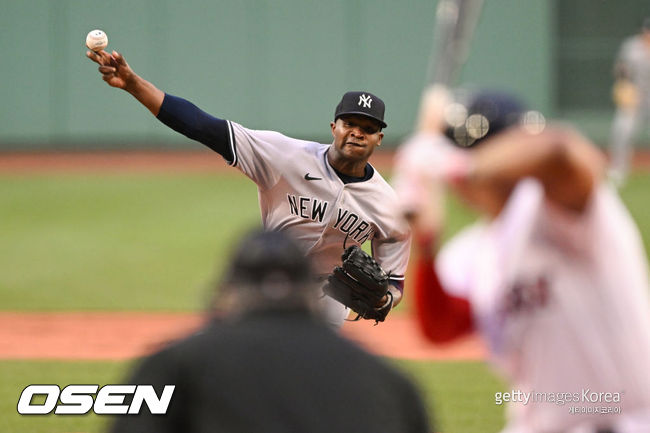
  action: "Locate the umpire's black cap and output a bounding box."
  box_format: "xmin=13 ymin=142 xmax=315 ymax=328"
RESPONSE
xmin=224 ymin=229 xmax=313 ymax=286
xmin=335 ymin=91 xmax=387 ymax=129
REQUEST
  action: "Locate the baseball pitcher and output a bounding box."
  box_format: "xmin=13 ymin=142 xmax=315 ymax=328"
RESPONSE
xmin=86 ymin=49 xmax=410 ymax=327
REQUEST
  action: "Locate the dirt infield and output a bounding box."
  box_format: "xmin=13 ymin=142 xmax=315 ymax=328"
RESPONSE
xmin=0 ymin=312 xmax=486 ymax=361
xmin=0 ymin=151 xmax=232 ymax=174
xmin=1 ymin=149 xmax=649 ymax=174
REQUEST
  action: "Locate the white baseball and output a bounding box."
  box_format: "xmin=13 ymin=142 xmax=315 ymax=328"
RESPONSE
xmin=86 ymin=29 xmax=108 ymax=52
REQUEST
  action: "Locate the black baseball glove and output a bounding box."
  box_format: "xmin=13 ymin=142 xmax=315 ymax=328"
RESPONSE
xmin=323 ymin=245 xmax=392 ymax=323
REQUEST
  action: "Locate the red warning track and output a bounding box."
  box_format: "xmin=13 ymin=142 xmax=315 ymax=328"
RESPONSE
xmin=0 ymin=150 xmax=396 ymax=174
xmin=0 ymin=312 xmax=486 ymax=361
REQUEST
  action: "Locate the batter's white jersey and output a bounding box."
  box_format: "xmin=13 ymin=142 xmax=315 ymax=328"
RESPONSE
xmin=438 ymin=179 xmax=650 ymax=432
xmin=224 ymin=121 xmax=411 ymax=326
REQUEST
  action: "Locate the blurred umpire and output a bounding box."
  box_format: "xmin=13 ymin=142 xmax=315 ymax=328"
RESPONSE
xmin=109 ymin=229 xmax=430 ymax=433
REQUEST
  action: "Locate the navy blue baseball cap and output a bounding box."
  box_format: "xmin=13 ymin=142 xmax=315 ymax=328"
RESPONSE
xmin=334 ymin=91 xmax=387 ymax=129
xmin=468 ymin=91 xmax=526 ymax=139
xmin=446 ymin=90 xmax=526 ymax=147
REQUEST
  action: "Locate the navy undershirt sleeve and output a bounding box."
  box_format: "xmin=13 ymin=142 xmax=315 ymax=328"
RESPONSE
xmin=156 ymin=93 xmax=233 ymax=163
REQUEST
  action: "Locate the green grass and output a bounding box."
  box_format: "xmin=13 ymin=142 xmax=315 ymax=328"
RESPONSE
xmin=1 ymin=171 xmax=649 ymax=311
xmin=0 ymin=173 xmax=259 ymax=311
xmin=0 ymin=171 xmax=480 ymax=312
xmin=0 ymin=359 xmax=505 ymax=433
xmin=396 ymin=360 xmax=507 ymax=432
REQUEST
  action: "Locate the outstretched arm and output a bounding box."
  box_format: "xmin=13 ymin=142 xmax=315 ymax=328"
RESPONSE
xmin=456 ymin=126 xmax=606 ymax=216
xmin=86 ymin=50 xmax=164 ymax=116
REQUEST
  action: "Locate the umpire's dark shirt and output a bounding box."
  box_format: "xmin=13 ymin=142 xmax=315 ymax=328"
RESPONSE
xmin=110 ymin=309 xmax=431 ymax=433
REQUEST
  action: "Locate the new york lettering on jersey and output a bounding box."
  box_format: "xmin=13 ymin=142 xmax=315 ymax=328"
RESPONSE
xmin=286 ymin=195 xmax=329 ymax=223
xmin=227 ymin=121 xmax=408 ymax=269
xmin=286 ymin=193 xmax=375 ymax=244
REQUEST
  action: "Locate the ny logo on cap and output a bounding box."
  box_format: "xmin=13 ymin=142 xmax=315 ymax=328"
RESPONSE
xmin=358 ymin=94 xmax=372 ymax=108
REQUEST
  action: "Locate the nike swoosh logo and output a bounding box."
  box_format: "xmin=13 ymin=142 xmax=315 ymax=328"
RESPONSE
xmin=304 ymin=173 xmax=322 ymax=181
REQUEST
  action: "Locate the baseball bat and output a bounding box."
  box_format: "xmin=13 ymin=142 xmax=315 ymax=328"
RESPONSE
xmin=414 ymin=0 xmax=484 ymax=132
xmin=394 ymin=0 xmax=485 ymax=227
xmin=425 ymin=0 xmax=484 ymax=88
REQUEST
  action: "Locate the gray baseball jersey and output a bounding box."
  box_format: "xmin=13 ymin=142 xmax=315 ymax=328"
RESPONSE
xmin=153 ymin=93 xmax=410 ymax=326
xmin=224 ymin=121 xmax=411 ymax=325
xmin=228 ymin=122 xmax=410 ymax=274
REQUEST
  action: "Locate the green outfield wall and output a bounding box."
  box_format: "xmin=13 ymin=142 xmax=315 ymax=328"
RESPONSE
xmin=1 ymin=0 xmax=648 ymax=150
